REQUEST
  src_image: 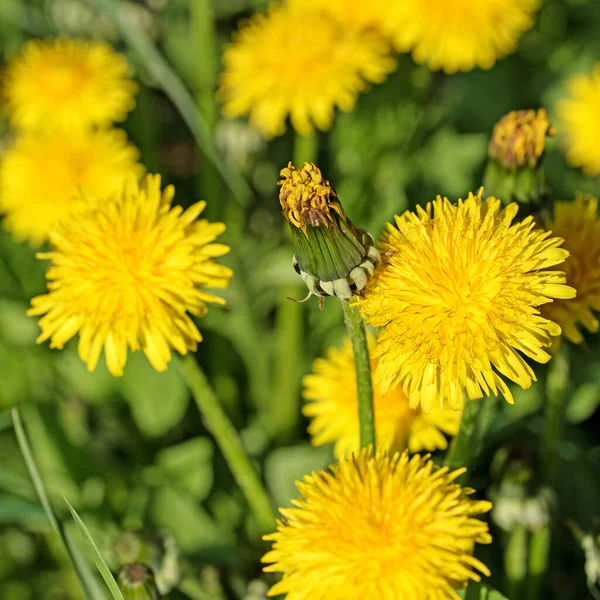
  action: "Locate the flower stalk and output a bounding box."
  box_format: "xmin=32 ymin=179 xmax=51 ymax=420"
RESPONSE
xmin=340 ymin=300 xmax=375 ymax=448
xmin=445 ymin=399 xmax=482 ymax=475
xmin=177 ymin=355 xmax=274 ymax=532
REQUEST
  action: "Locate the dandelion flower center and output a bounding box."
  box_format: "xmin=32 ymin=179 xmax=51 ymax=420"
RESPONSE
xmin=263 ymin=448 xmax=492 ymax=600
xmin=28 ymin=174 xmax=232 ymax=377
xmin=358 ymin=190 xmax=575 ymax=412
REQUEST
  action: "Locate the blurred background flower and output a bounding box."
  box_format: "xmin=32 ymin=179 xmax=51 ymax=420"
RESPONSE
xmin=303 ymin=335 xmax=461 ymax=457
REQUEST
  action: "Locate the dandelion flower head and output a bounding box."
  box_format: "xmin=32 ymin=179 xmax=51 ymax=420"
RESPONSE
xmin=542 ymin=195 xmax=600 ymax=344
xmin=392 ymin=0 xmax=539 ymax=73
xmin=218 ymin=3 xmax=396 ymax=138
xmin=358 ymin=189 xmax=576 ymax=412
xmin=2 ymin=38 xmax=137 ymax=132
xmin=263 ymin=447 xmax=492 ymax=600
xmin=0 ymin=129 xmax=143 ymax=246
xmin=303 ymin=336 xmax=461 ymax=457
xmin=557 ymin=63 xmax=600 ymax=176
xmin=28 ymin=174 xmax=232 ymax=377
xmin=488 ymin=108 xmax=555 ymax=170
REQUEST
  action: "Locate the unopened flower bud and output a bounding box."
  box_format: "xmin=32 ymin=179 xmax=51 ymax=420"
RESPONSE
xmin=484 ymin=108 xmax=555 ymax=205
xmin=279 ymin=162 xmax=379 ymax=304
xmin=118 ymin=563 xmax=160 ymax=600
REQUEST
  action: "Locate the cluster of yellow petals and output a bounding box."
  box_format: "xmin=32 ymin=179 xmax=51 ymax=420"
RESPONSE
xmin=391 ymin=0 xmax=539 ymax=73
xmin=488 ymin=108 xmax=555 ymax=170
xmin=2 ymin=38 xmax=137 ymax=132
xmin=28 ymin=175 xmax=232 ymax=377
xmin=358 ymin=190 xmax=575 ymax=412
xmin=303 ymin=336 xmax=461 ymax=457
xmin=218 ymin=3 xmax=396 ymax=138
xmin=0 ymin=129 xmax=142 ymax=246
xmin=263 ymin=447 xmax=492 ymax=600
xmin=557 ymin=63 xmax=600 ymax=176
xmin=542 ymin=195 xmax=600 ymax=344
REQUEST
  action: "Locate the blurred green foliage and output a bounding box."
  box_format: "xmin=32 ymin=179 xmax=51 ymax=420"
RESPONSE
xmin=1 ymin=0 xmax=600 ymax=599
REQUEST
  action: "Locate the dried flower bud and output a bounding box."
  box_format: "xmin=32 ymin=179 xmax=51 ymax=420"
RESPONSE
xmin=118 ymin=563 xmax=160 ymax=600
xmin=484 ymin=109 xmax=555 ymax=205
xmin=278 ymin=162 xmax=379 ymax=303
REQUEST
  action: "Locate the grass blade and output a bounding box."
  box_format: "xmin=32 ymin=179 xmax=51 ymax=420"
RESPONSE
xmin=11 ymin=407 xmax=106 ymax=600
xmin=65 ymin=497 xmax=124 ymax=600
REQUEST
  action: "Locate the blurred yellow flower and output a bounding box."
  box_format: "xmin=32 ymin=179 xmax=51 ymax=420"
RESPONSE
xmin=303 ymin=336 xmax=461 ymax=457
xmin=263 ymin=447 xmax=492 ymax=599
xmin=557 ymin=64 xmax=600 ymax=176
xmin=2 ymin=38 xmax=137 ymax=132
xmin=218 ymin=4 xmax=396 ymax=138
xmin=358 ymin=190 xmax=575 ymax=412
xmin=0 ymin=129 xmax=142 ymax=246
xmin=392 ymin=0 xmax=539 ymax=73
xmin=28 ymin=174 xmax=232 ymax=377
xmin=542 ymin=195 xmax=600 ymax=344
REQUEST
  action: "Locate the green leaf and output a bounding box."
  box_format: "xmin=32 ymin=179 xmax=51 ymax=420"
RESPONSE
xmin=154 ymin=437 xmax=214 ymax=500
xmin=460 ymin=583 xmax=509 ymax=600
xmin=265 ymin=444 xmax=332 ymax=508
xmin=565 ymin=382 xmax=600 ymax=424
xmin=65 ymin=497 xmax=124 ymax=600
xmin=118 ymin=352 xmax=189 ymax=438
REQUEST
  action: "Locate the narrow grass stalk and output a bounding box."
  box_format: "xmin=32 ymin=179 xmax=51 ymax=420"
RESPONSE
xmin=96 ymin=0 xmax=251 ymax=208
xmin=444 ymin=399 xmax=482 ymax=474
xmin=12 ymin=407 xmax=106 ymax=600
xmin=271 ymin=133 xmax=316 ymax=441
xmin=340 ymin=300 xmax=375 ymax=448
xmin=526 ymin=349 xmax=570 ymax=599
xmin=177 ymin=355 xmax=274 ymax=532
xmin=191 ymin=0 xmax=221 ymax=220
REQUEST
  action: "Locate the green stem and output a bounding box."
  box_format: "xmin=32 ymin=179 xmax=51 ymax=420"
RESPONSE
xmin=191 ymin=0 xmax=221 ymax=221
xmin=340 ymin=300 xmax=375 ymax=448
xmin=526 ymin=349 xmax=570 ymax=599
xmin=177 ymin=355 xmax=274 ymax=532
xmin=444 ymin=399 xmax=482 ymax=474
xmin=505 ymin=524 xmax=528 ymax=599
xmin=270 ymin=133 xmax=316 ymax=441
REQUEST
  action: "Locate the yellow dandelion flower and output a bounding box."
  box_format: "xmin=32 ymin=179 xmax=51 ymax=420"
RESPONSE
xmin=358 ymin=189 xmax=576 ymax=413
xmin=288 ymin=0 xmax=398 ymax=40
xmin=218 ymin=4 xmax=396 ymax=139
xmin=392 ymin=0 xmax=539 ymax=74
xmin=0 ymin=129 xmax=143 ymax=246
xmin=303 ymin=336 xmax=461 ymax=457
xmin=557 ymin=64 xmax=600 ymax=176
xmin=2 ymin=38 xmax=137 ymax=132
xmin=263 ymin=447 xmax=492 ymax=600
xmin=542 ymin=195 xmax=600 ymax=344
xmin=27 ymin=174 xmax=232 ymax=377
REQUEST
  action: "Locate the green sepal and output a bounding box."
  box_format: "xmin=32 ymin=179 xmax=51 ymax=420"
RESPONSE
xmin=483 ymin=159 xmax=545 ymax=206
xmin=118 ymin=564 xmax=160 ymax=600
xmin=291 ymin=217 xmax=365 ymax=283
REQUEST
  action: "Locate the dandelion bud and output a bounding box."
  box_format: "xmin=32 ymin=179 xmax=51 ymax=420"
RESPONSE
xmin=278 ymin=162 xmax=379 ymax=302
xmin=484 ymin=109 xmax=555 ymax=205
xmin=118 ymin=563 xmax=160 ymax=600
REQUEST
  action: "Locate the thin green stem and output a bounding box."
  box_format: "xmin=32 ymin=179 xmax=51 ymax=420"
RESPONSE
xmin=444 ymin=399 xmax=482 ymax=474
xmin=191 ymin=0 xmax=221 ymax=221
xmin=505 ymin=524 xmax=528 ymax=599
xmin=340 ymin=300 xmax=375 ymax=448
xmin=96 ymin=0 xmax=251 ymax=208
xmin=270 ymin=133 xmax=316 ymax=441
xmin=177 ymin=355 xmax=274 ymax=532
xmin=526 ymin=349 xmax=570 ymax=599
